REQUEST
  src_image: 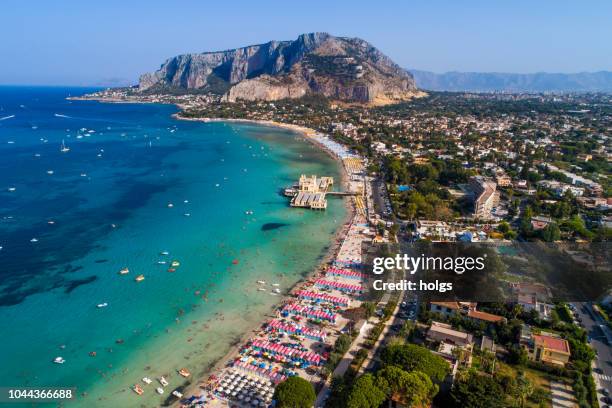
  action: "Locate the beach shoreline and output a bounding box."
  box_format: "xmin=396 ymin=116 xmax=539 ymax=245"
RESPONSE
xmin=67 ymin=93 xmax=361 ymax=405
xmin=169 ymin=114 xmax=359 ymax=404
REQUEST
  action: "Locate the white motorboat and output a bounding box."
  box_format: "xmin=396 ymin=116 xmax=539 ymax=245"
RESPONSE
xmin=96 ymin=303 xmax=108 ymax=308
xmin=142 ymin=377 xmax=152 ymax=385
xmin=53 ymin=357 xmax=65 ymax=364
xmin=60 ymin=140 xmax=70 ymax=152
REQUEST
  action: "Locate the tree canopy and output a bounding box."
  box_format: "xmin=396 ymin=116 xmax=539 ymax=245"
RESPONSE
xmin=450 ymin=372 xmax=505 ymax=408
xmin=375 ymin=366 xmax=438 ymax=407
xmin=346 ymin=374 xmax=387 ymax=408
xmin=273 ymin=376 xmax=316 ymax=408
xmin=380 ymin=344 xmax=449 ymax=383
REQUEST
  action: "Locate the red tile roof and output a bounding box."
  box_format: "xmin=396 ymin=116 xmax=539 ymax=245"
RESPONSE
xmin=467 ymin=310 xmax=506 ymax=323
xmin=533 ymin=334 xmax=570 ymax=354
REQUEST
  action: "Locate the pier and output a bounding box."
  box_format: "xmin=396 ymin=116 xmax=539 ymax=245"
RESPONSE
xmin=285 ymin=175 xmax=360 ymax=209
xmin=285 ymin=175 xmax=334 ymax=210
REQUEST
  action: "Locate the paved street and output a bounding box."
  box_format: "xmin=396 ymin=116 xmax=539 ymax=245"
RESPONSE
xmin=550 ymin=381 xmax=578 ymax=408
xmin=571 ymin=302 xmax=612 ymax=406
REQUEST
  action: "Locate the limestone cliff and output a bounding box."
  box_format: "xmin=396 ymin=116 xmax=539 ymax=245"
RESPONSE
xmin=139 ymin=33 xmax=419 ymax=104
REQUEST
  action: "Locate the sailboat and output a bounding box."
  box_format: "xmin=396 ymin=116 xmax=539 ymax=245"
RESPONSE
xmin=60 ymin=140 xmax=70 ymax=153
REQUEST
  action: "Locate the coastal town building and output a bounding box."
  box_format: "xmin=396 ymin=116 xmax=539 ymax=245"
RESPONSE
xmin=521 ymin=329 xmax=571 ymax=367
xmin=427 ymin=321 xmax=474 ymax=348
xmin=469 ymin=176 xmax=499 ymax=219
xmin=288 ymin=175 xmax=334 ymax=210
xmin=429 ymin=302 xmax=507 ymax=325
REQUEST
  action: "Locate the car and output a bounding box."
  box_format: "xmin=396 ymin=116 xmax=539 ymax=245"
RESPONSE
xmin=603 ymin=388 xmax=610 ymax=396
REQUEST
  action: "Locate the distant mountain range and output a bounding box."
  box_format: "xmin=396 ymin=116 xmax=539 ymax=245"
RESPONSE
xmin=408 ymin=69 xmax=612 ymax=93
xmin=138 ymin=33 xmax=422 ymax=105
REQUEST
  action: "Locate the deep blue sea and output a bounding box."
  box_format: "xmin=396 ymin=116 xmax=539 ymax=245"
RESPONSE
xmin=0 ymin=87 xmax=345 ymax=407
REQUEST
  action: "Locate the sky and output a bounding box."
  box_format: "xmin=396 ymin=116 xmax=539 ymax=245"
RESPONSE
xmin=1 ymin=0 xmax=611 ymax=86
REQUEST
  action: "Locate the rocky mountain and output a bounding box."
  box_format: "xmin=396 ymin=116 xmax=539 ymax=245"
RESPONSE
xmin=408 ymin=69 xmax=612 ymax=93
xmin=139 ymin=33 xmax=419 ymax=104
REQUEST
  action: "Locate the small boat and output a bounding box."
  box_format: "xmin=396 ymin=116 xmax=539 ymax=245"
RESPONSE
xmin=257 ymin=280 xmax=266 ymax=285
xmin=47 ymin=220 xmax=55 ymax=225
xmin=170 ymin=260 xmax=180 ymax=267
xmin=132 ymin=384 xmax=144 ymax=396
xmin=142 ymin=377 xmax=152 ymax=385
xmin=156 ymin=387 xmax=164 ymax=395
xmin=178 ymin=368 xmax=190 ymax=378
xmin=172 ymin=390 xmax=183 ymax=398
xmin=30 ymin=238 xmax=38 ymax=243
xmin=160 ymin=251 xmax=169 ymax=256
xmin=53 ymin=357 xmax=65 ymax=364
xmin=7 ymin=187 xmax=16 ymax=192
xmin=258 ymin=288 xmax=266 ymax=292
xmin=60 ymin=140 xmax=70 ymax=153
xmin=183 ymin=213 xmax=191 ymax=217
xmin=47 ymin=170 xmax=54 ymax=175
xmin=167 ymin=203 xmax=174 ymax=208
xmin=115 ymin=339 xmax=124 ymax=344
xmin=274 ymin=288 xmax=281 ymax=294
xmin=118 ymin=267 xmax=129 ymax=275
xmin=157 ymin=261 xmax=167 ymax=265
xmin=96 ymin=302 xmax=108 ymax=308
xmin=159 ymin=376 xmax=169 ymax=387
xmin=167 ymin=268 xmax=176 ymax=273
xmin=272 ymin=283 xmax=280 ymax=287
xmin=88 ymin=351 xmax=96 ymax=357
xmin=135 ymin=274 xmax=145 ymax=282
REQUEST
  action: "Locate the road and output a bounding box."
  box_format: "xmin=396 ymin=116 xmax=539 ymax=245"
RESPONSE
xmin=571 ymin=302 xmax=612 ymax=406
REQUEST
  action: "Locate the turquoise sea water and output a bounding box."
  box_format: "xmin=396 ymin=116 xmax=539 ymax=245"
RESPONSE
xmin=0 ymin=87 xmax=345 ymax=407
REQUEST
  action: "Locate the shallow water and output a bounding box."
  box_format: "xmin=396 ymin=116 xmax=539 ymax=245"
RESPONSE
xmin=0 ymin=87 xmax=345 ymax=407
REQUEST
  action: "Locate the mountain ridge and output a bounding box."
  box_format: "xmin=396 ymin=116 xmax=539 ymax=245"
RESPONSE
xmin=408 ymin=69 xmax=612 ymax=92
xmin=138 ymin=33 xmax=421 ymax=104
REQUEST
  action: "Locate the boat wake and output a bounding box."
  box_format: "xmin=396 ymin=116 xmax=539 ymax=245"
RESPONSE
xmin=0 ymin=115 xmax=15 ymax=121
xmin=54 ymin=113 xmax=71 ymax=118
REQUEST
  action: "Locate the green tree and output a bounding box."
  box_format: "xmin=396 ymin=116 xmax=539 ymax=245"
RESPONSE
xmin=376 ymin=366 xmax=438 ymax=407
xmin=273 ymin=376 xmax=315 ymax=408
xmin=346 ymin=374 xmax=386 ymax=408
xmin=515 ymin=371 xmax=534 ymax=408
xmin=380 ymin=344 xmax=449 ymax=383
xmin=362 ymin=301 xmax=376 ymax=319
xmin=450 ymin=372 xmax=505 ymax=408
xmin=541 ymin=222 xmax=561 ymax=242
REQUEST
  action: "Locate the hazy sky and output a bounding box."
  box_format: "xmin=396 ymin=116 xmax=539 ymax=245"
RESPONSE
xmin=1 ymin=0 xmax=611 ymax=85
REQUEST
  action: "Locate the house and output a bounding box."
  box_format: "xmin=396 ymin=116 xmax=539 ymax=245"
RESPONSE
xmin=467 ymin=309 xmax=507 ymax=324
xmin=495 ymin=173 xmax=512 ymax=187
xmin=430 ymin=301 xmax=476 ymax=317
xmin=514 ymin=282 xmax=554 ymax=319
xmin=429 ymin=302 xmax=506 ymax=325
xmin=427 ymin=321 xmax=474 ymax=348
xmin=522 ymin=331 xmax=571 ymax=367
xmin=530 ymin=216 xmax=553 ymax=231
